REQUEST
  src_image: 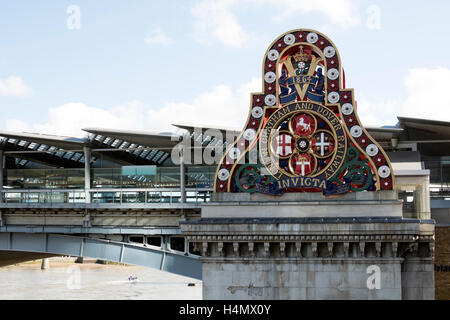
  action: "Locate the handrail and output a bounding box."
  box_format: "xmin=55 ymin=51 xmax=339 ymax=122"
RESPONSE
xmin=1 ymin=187 xmax=213 ymax=193
xmin=0 ymin=187 xmax=212 ymax=204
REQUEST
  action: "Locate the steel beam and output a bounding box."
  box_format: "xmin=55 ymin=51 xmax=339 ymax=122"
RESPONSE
xmin=180 ymin=149 xmax=186 ymax=203
xmin=0 ymin=232 xmax=201 ymax=279
xmin=84 ymin=146 xmax=91 ymax=203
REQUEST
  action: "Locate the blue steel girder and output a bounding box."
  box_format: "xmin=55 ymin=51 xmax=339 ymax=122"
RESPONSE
xmin=0 ymin=232 xmax=202 ymax=280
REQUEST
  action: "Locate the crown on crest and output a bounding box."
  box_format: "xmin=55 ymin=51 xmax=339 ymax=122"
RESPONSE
xmin=293 ymin=46 xmax=309 ymax=63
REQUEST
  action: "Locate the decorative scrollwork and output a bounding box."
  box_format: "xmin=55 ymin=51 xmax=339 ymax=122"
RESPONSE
xmin=329 ymin=142 xmax=375 ymax=192
xmin=235 ymin=164 xmax=276 ymax=193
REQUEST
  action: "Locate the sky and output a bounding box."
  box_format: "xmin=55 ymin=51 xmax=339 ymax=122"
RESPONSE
xmin=0 ymin=0 xmax=450 ymax=137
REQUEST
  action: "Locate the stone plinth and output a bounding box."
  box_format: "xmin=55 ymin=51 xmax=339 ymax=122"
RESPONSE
xmin=206 ymin=191 xmax=402 ymax=218
xmin=180 ymin=192 xmax=435 ymax=300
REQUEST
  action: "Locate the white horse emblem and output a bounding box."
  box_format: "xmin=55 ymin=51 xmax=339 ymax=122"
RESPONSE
xmin=296 ymin=117 xmax=311 ymax=132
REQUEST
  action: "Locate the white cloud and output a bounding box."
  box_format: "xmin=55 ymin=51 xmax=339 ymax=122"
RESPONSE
xmin=0 ymin=76 xmax=32 ymax=96
xmin=144 ymin=27 xmax=174 ymax=45
xmin=148 ymin=77 xmax=261 ymax=131
xmin=5 ymin=78 xmax=262 ymax=137
xmin=399 ymin=67 xmax=450 ymax=121
xmin=190 ymin=0 xmax=360 ymax=47
xmin=190 ymin=0 xmax=249 ymax=48
xmin=269 ymin=0 xmax=360 ymax=28
xmin=7 ymin=67 xmax=448 ymax=139
xmin=357 ymin=67 xmax=450 ymax=126
xmin=6 ymin=101 xmax=147 ymax=138
xmin=356 ymin=98 xmax=399 ymax=127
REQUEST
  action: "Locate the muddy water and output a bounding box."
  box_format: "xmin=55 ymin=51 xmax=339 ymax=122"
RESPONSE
xmin=0 ymin=261 xmax=202 ymax=300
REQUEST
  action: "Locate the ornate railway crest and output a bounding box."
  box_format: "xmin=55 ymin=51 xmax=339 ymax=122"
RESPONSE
xmin=260 ymin=101 xmax=346 ymax=182
xmin=214 ymin=29 xmax=394 ymax=195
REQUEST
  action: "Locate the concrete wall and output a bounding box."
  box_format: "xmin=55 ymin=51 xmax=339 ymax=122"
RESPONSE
xmin=432 ymin=208 xmax=450 ymax=224
xmin=205 ymin=191 xmax=402 ymax=219
xmin=401 ymin=258 xmax=435 ymax=299
xmin=0 ymin=207 xmax=200 ymax=228
xmin=203 ymin=259 xmax=402 ymax=300
xmin=202 ymin=200 xmax=402 ymax=218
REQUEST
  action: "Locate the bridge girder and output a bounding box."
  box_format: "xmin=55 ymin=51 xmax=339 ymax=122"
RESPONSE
xmin=0 ymin=232 xmax=201 ymax=280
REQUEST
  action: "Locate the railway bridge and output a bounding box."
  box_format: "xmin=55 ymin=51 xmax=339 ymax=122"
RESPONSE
xmin=0 ymin=125 xmax=228 ymax=279
xmin=0 ymin=119 xmax=446 ymax=285
xmin=0 ymin=198 xmax=203 ymax=279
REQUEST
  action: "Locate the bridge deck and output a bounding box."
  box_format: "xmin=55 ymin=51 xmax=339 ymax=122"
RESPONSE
xmin=0 ymin=232 xmax=202 ymax=279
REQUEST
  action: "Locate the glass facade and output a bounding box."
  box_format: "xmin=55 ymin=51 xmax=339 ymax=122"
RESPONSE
xmin=398 ymin=190 xmax=421 ymax=219
xmin=1 ymin=189 xmax=212 ymax=204
xmin=3 ymin=165 xmax=216 ymax=189
xmin=1 ymin=165 xmax=215 ymax=204
xmin=5 ymin=168 xmax=84 ymax=189
xmin=92 ymin=166 xmax=215 ymax=188
xmin=424 ymin=158 xmax=450 ymax=200
xmin=3 ymin=160 xmax=446 ymax=212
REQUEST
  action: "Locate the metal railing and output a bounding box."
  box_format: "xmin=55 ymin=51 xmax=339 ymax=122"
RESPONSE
xmin=1 ymin=189 xmax=85 ymax=204
xmin=0 ymin=187 xmax=212 ymax=204
xmin=2 ymin=166 xmax=216 ymax=190
xmin=430 ymin=183 xmax=450 ymax=201
xmin=89 ymin=188 xmax=212 ymax=204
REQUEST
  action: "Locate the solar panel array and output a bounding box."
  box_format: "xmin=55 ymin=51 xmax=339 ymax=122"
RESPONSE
xmin=0 ymin=136 xmax=94 ymax=167
xmin=87 ymin=133 xmax=170 ymax=165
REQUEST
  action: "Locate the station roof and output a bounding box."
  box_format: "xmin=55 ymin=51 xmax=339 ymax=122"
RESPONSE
xmin=0 ymin=130 xmax=89 ymax=168
xmin=172 ymin=123 xmax=239 ymax=151
xmin=397 ymin=117 xmax=450 ymax=140
xmin=0 ymin=130 xmax=86 ymax=149
xmin=82 ymin=127 xmax=181 ymax=149
xmin=1 ymin=116 xmax=449 ymax=168
xmin=397 ymin=117 xmax=450 ymax=157
xmin=0 ymin=128 xmax=182 ymax=168
xmin=81 ymin=127 xmax=180 ymax=166
xmin=173 ymin=122 xmax=241 ymax=136
xmin=365 ymin=126 xmax=404 ymax=141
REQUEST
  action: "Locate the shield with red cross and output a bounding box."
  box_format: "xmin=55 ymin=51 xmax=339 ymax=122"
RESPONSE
xmin=273 ymin=133 xmax=293 ymax=157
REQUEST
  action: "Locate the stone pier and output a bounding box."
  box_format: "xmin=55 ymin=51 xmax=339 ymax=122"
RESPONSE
xmin=180 ymin=191 xmax=435 ymax=300
xmin=41 ymin=258 xmax=50 ymax=270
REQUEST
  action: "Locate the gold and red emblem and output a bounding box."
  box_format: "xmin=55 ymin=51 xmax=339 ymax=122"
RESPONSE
xmin=292 ymin=114 xmax=315 ymax=136
xmin=214 ymin=29 xmax=395 ymax=194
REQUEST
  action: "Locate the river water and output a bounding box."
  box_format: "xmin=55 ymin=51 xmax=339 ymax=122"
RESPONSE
xmin=0 ymin=260 xmax=202 ymax=300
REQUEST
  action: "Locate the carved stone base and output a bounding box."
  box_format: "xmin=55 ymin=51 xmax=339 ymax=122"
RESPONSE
xmin=181 ymin=215 xmax=435 ymax=300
